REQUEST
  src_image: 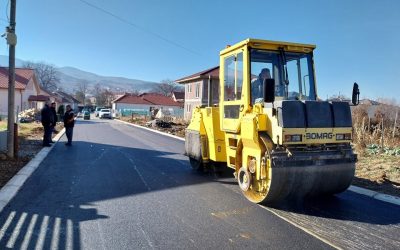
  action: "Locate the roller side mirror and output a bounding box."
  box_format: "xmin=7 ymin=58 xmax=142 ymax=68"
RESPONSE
xmin=352 ymin=82 xmax=360 ymax=105
xmin=263 ymin=78 xmax=275 ymax=103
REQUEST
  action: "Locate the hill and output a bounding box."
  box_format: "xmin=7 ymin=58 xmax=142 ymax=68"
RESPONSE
xmin=0 ymin=55 xmax=159 ymax=93
xmin=57 ymin=67 xmax=159 ymax=93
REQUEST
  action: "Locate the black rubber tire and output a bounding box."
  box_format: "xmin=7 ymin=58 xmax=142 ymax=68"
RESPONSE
xmin=189 ymin=157 xmax=204 ymax=171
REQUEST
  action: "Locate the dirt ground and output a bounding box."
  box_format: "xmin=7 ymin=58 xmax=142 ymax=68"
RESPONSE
xmin=353 ymin=154 xmax=400 ymax=196
xmin=0 ymin=122 xmax=63 ymax=188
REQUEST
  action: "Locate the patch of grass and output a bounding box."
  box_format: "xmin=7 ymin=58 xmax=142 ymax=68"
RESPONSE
xmin=0 ymin=121 xmax=44 ymax=135
xmin=0 ymin=120 xmax=7 ymax=131
xmin=356 ymin=154 xmax=400 ymax=186
xmin=17 ymin=122 xmax=42 ymax=137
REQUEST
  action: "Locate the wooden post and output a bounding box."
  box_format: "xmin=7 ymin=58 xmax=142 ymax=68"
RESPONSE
xmin=13 ymin=123 xmax=18 ymax=158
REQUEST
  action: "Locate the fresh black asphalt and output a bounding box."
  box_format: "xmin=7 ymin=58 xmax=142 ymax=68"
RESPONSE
xmin=0 ymin=117 xmax=399 ymax=249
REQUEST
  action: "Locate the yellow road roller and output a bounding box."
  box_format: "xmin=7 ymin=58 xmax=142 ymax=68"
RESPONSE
xmin=185 ymin=38 xmax=359 ymax=205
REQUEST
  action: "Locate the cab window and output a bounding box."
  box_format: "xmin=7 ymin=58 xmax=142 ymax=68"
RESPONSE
xmin=224 ymin=52 xmax=244 ymax=101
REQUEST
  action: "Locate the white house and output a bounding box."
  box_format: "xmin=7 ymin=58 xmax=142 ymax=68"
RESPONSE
xmin=112 ymin=93 xmax=184 ymax=117
xmin=0 ymin=67 xmax=42 ymax=117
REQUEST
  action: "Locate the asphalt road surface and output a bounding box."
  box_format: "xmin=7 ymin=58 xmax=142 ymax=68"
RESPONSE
xmin=0 ymin=117 xmax=399 ymax=249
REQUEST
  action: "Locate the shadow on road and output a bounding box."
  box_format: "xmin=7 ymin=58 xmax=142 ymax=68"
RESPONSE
xmin=0 ymin=140 xmax=229 ymax=249
xmin=264 ymin=190 xmax=400 ymax=226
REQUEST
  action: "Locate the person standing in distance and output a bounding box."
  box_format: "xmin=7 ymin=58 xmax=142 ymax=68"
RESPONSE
xmin=63 ymin=105 xmax=75 ymax=146
xmin=41 ymin=101 xmax=54 ymax=147
xmin=50 ymin=102 xmax=58 ymax=141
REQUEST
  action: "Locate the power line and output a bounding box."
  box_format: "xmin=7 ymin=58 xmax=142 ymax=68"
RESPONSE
xmin=77 ymin=0 xmax=201 ymax=56
xmin=5 ymin=0 xmax=10 ymax=21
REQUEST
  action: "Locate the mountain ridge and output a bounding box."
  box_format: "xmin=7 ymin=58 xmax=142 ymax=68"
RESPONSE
xmin=0 ymin=55 xmax=159 ymax=93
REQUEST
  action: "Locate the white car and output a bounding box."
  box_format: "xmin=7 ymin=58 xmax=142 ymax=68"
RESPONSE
xmin=94 ymin=107 xmax=104 ymax=117
xmin=99 ymin=109 xmax=111 ymax=119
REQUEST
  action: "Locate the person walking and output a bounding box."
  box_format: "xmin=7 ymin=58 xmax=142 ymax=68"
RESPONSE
xmin=40 ymin=101 xmax=54 ymax=147
xmin=50 ymin=102 xmax=58 ymax=141
xmin=63 ymin=105 xmax=75 ymax=146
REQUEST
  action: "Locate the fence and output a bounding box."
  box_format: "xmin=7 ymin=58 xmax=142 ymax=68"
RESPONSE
xmin=117 ymin=108 xmax=184 ymax=119
xmin=118 ymin=109 xmax=150 ymax=117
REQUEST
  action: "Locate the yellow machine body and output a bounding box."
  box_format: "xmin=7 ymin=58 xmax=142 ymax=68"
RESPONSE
xmin=185 ymin=38 xmax=356 ymax=204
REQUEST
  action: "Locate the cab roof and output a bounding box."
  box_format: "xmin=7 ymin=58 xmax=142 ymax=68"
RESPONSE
xmin=220 ymin=38 xmax=316 ymax=56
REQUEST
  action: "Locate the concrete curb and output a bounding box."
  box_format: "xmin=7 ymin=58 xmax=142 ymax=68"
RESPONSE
xmin=348 ymin=185 xmax=400 ymax=206
xmin=115 ymin=118 xmax=400 ymax=207
xmin=0 ymin=127 xmax=66 ymax=213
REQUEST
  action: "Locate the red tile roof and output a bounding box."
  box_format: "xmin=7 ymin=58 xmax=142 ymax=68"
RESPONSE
xmin=141 ymin=93 xmax=183 ymax=106
xmin=175 ymin=66 xmax=219 ymax=83
xmin=28 ymin=95 xmax=50 ymax=102
xmin=0 ymin=67 xmax=35 ymax=89
xmin=113 ymin=93 xmax=182 ymax=107
xmin=114 ymin=94 xmax=152 ymax=105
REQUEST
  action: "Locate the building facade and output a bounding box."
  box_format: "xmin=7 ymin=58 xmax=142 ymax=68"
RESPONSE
xmin=0 ymin=67 xmax=41 ymax=117
xmin=175 ymin=66 xmax=219 ymax=120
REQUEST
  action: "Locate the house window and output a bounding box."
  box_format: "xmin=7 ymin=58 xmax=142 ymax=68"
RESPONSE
xmin=186 ymin=104 xmax=191 ymax=112
xmin=187 ymin=84 xmax=192 ymax=93
xmin=195 ymin=83 xmax=200 ymax=98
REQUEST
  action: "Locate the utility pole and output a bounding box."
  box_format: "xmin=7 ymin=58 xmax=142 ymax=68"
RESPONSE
xmin=6 ymin=0 xmax=17 ymax=158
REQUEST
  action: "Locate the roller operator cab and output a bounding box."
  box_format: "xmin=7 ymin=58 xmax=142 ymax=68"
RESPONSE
xmin=185 ymin=38 xmax=359 ymax=205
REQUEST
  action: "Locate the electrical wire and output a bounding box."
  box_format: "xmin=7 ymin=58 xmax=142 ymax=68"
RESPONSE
xmin=77 ymin=0 xmax=201 ymax=56
xmin=5 ymin=0 xmax=10 ymax=21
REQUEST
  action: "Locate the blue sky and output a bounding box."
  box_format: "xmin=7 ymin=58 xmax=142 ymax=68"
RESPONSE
xmin=0 ymin=0 xmax=399 ymax=101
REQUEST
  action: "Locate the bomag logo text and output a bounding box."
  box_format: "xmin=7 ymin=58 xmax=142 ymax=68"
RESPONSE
xmin=305 ymin=133 xmax=333 ymax=140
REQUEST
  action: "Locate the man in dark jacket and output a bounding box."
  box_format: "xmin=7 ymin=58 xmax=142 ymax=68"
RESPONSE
xmin=63 ymin=105 xmax=75 ymax=146
xmin=41 ymin=102 xmax=54 ymax=147
xmin=50 ymin=102 xmax=58 ymax=141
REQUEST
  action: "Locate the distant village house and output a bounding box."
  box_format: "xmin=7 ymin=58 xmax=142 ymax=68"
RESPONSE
xmin=112 ymin=93 xmax=183 ymax=118
xmin=0 ymin=67 xmax=42 ymax=116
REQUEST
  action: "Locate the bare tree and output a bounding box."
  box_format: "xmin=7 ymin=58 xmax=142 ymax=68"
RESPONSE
xmin=93 ymin=83 xmax=103 ymax=106
xmin=75 ymin=80 xmax=89 ymax=104
xmin=23 ymin=61 xmax=60 ymax=91
xmin=93 ymin=84 xmax=114 ymax=107
xmin=153 ymin=79 xmax=178 ymax=96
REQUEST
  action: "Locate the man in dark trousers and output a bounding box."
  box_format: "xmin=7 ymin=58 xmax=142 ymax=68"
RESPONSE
xmin=40 ymin=101 xmax=54 ymax=147
xmin=63 ymin=105 xmax=75 ymax=146
xmin=50 ymin=102 xmax=58 ymax=141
